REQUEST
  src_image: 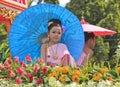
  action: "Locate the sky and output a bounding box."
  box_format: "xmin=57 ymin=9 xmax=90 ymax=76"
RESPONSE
xmin=58 ymin=0 xmax=71 ymax=7
xmin=30 ymin=0 xmax=71 ymax=7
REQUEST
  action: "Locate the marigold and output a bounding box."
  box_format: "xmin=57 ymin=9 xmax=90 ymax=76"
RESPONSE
xmin=93 ymin=72 xmax=102 ymax=81
xmin=59 ymin=74 xmax=67 ymax=83
xmin=62 ymin=66 xmax=69 ymax=74
xmin=55 ymin=66 xmax=63 ymax=73
xmin=116 ymin=67 xmax=120 ymax=74
xmin=71 ymin=70 xmax=80 ymax=76
xmin=72 ymin=75 xmax=80 ymax=83
xmin=48 ymin=72 xmax=58 ymax=79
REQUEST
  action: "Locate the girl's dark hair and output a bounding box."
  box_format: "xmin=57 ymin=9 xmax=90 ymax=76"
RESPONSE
xmin=48 ymin=19 xmax=62 ymax=32
xmin=48 ymin=19 xmax=61 ymax=25
xmin=84 ymin=32 xmax=95 ymax=42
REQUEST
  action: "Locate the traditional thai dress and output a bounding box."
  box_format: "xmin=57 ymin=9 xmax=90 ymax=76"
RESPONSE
xmin=46 ymin=43 xmax=75 ymax=67
xmin=76 ymin=52 xmax=87 ymax=67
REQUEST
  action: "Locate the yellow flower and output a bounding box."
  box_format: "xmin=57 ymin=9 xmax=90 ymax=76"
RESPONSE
xmin=116 ymin=67 xmax=120 ymax=74
xmin=101 ymin=67 xmax=109 ymax=74
xmin=93 ymin=72 xmax=102 ymax=81
xmin=59 ymin=74 xmax=67 ymax=83
xmin=48 ymin=72 xmax=58 ymax=79
xmin=72 ymin=75 xmax=80 ymax=83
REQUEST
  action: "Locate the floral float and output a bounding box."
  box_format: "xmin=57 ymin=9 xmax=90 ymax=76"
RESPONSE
xmin=0 ymin=56 xmax=120 ymax=87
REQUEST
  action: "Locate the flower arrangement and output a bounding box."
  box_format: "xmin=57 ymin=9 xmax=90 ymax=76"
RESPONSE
xmin=0 ymin=56 xmax=120 ymax=87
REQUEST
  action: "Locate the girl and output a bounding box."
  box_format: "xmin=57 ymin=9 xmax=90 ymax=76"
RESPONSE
xmin=41 ymin=19 xmax=76 ymax=67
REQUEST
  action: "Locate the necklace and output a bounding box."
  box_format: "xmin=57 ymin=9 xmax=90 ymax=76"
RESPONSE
xmin=47 ymin=43 xmax=59 ymax=60
xmin=50 ymin=43 xmax=59 ymax=60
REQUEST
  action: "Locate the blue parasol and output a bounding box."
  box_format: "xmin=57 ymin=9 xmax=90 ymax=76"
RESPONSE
xmin=8 ymin=4 xmax=84 ymax=62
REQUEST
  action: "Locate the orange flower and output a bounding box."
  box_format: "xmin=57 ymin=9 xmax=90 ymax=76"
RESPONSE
xmin=55 ymin=66 xmax=63 ymax=73
xmin=116 ymin=67 xmax=120 ymax=74
xmin=72 ymin=75 xmax=80 ymax=83
xmin=48 ymin=72 xmax=58 ymax=79
xmin=62 ymin=66 xmax=69 ymax=74
xmin=71 ymin=70 xmax=80 ymax=76
xmin=101 ymin=67 xmax=109 ymax=74
xmin=93 ymin=72 xmax=102 ymax=81
xmin=59 ymin=74 xmax=67 ymax=83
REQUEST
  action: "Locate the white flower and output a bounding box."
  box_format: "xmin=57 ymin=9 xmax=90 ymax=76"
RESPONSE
xmin=114 ymin=82 xmax=120 ymax=87
xmin=48 ymin=77 xmax=63 ymax=87
xmin=86 ymin=80 xmax=97 ymax=87
xmin=97 ymin=80 xmax=112 ymax=87
xmin=65 ymin=82 xmax=81 ymax=87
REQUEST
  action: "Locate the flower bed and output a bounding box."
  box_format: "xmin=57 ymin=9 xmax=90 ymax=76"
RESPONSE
xmin=0 ymin=56 xmax=120 ymax=87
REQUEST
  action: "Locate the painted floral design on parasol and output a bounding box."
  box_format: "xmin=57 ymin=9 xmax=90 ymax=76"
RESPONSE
xmin=8 ymin=4 xmax=84 ymax=62
xmin=81 ymin=17 xmax=116 ymax=36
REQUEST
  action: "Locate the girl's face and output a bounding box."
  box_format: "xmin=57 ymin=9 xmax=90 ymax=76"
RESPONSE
xmin=89 ymin=37 xmax=96 ymax=49
xmin=48 ymin=26 xmax=62 ymax=43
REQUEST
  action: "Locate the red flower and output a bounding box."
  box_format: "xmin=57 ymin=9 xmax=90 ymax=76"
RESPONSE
xmin=8 ymin=69 xmax=15 ymax=78
xmin=36 ymin=78 xmax=43 ymax=85
xmin=25 ymin=55 xmax=32 ymax=62
xmin=33 ymin=69 xmax=38 ymax=74
xmin=7 ymin=58 xmax=12 ymax=64
xmin=26 ymin=73 xmax=33 ymax=82
xmin=42 ymin=67 xmax=48 ymax=74
xmin=15 ymin=77 xmax=22 ymax=84
xmin=16 ymin=67 xmax=25 ymax=76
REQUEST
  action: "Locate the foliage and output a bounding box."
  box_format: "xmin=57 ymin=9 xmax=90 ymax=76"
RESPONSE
xmin=66 ymin=0 xmax=120 ymax=63
xmin=45 ymin=0 xmax=59 ymax=4
xmin=0 ymin=56 xmax=119 ymax=86
xmin=0 ymin=23 xmax=10 ymax=62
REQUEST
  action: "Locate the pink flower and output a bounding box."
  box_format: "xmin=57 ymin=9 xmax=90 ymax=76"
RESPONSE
xmin=37 ymin=58 xmax=44 ymax=63
xmin=14 ymin=56 xmax=19 ymax=63
xmin=25 ymin=55 xmax=32 ymax=62
xmin=16 ymin=67 xmax=24 ymax=76
xmin=20 ymin=62 xmax=27 ymax=67
xmin=8 ymin=69 xmax=15 ymax=78
xmin=15 ymin=77 xmax=22 ymax=84
xmin=4 ymin=62 xmax=10 ymax=69
xmin=34 ymin=64 xmax=40 ymax=70
xmin=42 ymin=67 xmax=48 ymax=74
xmin=36 ymin=78 xmax=43 ymax=85
xmin=26 ymin=73 xmax=33 ymax=82
xmin=0 ymin=64 xmax=4 ymax=70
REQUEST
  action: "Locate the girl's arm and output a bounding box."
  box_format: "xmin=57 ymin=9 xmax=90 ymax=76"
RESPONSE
xmin=41 ymin=44 xmax=47 ymax=64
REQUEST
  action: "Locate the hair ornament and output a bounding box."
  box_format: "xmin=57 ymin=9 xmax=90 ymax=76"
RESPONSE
xmin=48 ymin=21 xmax=54 ymax=27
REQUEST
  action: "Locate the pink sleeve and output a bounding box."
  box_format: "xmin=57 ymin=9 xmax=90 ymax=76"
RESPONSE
xmin=63 ymin=44 xmax=76 ymax=67
xmin=63 ymin=44 xmax=70 ymax=55
xmin=76 ymin=52 xmax=86 ymax=67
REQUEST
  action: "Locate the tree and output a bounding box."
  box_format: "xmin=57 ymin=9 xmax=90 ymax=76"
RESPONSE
xmin=66 ymin=0 xmax=120 ymax=62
